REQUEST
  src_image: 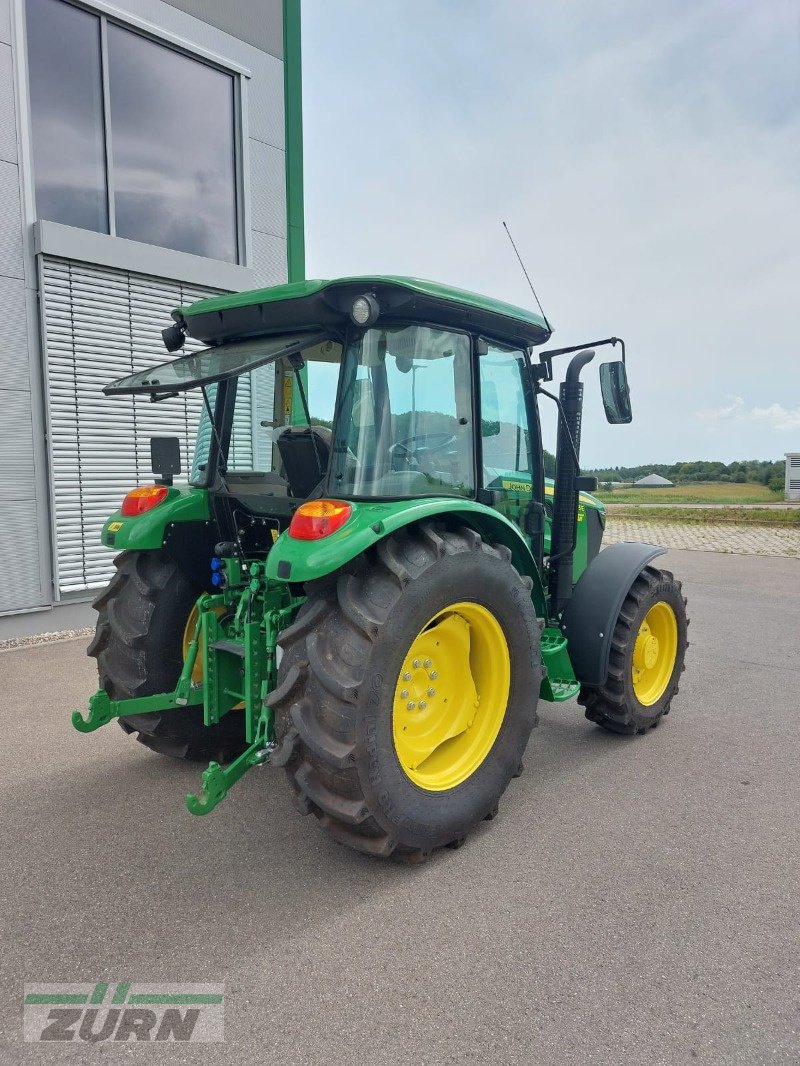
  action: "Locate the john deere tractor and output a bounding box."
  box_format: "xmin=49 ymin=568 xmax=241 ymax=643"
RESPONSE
xmin=76 ymin=277 xmax=688 ymax=860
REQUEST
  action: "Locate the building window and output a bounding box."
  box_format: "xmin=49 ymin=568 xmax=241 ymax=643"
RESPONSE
xmin=25 ymin=0 xmax=107 ymax=233
xmin=26 ymin=0 xmax=239 ymax=263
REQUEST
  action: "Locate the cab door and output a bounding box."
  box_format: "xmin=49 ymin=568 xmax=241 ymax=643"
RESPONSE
xmin=477 ymin=340 xmax=543 ymax=557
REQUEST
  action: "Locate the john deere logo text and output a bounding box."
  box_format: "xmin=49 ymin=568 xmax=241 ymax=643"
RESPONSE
xmin=23 ymin=982 xmax=224 ymax=1042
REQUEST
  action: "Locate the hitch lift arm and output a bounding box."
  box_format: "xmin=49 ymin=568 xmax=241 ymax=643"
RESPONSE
xmin=72 ymin=558 xmax=304 ymax=817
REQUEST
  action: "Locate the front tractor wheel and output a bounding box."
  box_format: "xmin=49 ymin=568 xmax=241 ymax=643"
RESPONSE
xmin=272 ymin=522 xmax=542 ymax=861
xmin=578 ymin=566 xmax=688 ymax=735
xmin=88 ymin=550 xmax=247 ymax=762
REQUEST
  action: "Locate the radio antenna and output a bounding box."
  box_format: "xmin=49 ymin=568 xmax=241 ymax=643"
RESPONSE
xmin=502 ymin=221 xmax=553 ymax=335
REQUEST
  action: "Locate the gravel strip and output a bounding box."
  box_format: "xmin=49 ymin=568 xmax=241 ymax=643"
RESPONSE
xmin=0 ymin=627 xmax=93 ymax=653
xmin=604 ymin=517 xmax=800 ymax=556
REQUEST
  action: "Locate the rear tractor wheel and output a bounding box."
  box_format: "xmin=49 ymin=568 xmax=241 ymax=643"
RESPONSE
xmin=578 ymin=566 xmax=688 ymax=735
xmin=88 ymin=550 xmax=247 ymax=762
xmin=271 ymin=522 xmax=542 ymax=861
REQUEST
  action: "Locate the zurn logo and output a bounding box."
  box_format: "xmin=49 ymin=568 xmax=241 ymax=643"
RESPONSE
xmin=23 ymin=982 xmax=224 ymax=1042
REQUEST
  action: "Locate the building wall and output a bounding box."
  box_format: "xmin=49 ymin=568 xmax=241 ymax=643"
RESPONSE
xmin=164 ymin=0 xmax=284 ymax=61
xmin=0 ymin=0 xmax=301 ymax=634
xmin=39 ymin=258 xmax=220 ymax=593
xmin=0 ymin=0 xmax=50 ymax=616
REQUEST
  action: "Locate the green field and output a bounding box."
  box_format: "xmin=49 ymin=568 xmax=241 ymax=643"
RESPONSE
xmin=608 ymin=506 xmax=800 ymax=528
xmin=597 ymin=482 xmax=780 ymax=505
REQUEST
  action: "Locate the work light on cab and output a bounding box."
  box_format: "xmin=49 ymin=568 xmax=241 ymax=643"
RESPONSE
xmin=120 ymin=485 xmax=169 ymax=517
xmin=350 ymin=293 xmax=379 ymax=327
xmin=289 ymin=499 xmax=352 ymax=540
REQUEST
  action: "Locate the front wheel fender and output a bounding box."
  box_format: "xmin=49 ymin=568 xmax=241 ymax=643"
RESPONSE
xmin=560 ymin=542 xmax=667 ymax=687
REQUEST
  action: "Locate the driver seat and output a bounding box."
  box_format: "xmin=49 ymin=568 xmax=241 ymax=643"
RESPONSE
xmin=276 ymin=425 xmax=332 ymax=499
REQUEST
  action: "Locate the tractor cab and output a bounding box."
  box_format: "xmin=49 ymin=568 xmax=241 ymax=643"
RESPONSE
xmin=103 ymin=276 xmax=625 ymax=585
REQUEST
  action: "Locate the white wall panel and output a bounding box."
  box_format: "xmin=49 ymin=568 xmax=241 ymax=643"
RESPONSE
xmin=0 ymin=275 xmax=30 ymax=390
xmin=0 ymin=386 xmax=36 ymax=496
xmin=0 ymin=499 xmax=42 ymax=612
xmin=0 ymin=0 xmax=10 ymax=46
xmin=251 ymin=231 xmax=287 ymax=287
xmin=250 ymin=138 xmax=286 ymax=237
xmin=0 ymin=43 xmax=17 ymax=164
xmin=0 ymin=160 xmax=23 ymax=279
xmin=161 ymin=0 xmax=284 ymax=60
xmin=247 ymin=50 xmax=285 ymax=148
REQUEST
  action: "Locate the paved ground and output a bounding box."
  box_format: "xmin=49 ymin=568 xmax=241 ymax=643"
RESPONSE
xmin=605 ymin=517 xmax=800 ymax=556
xmin=1 ymin=549 xmax=798 ymax=1065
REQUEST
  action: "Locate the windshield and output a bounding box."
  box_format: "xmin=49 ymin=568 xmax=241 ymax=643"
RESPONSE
xmin=104 ymin=330 xmax=327 ymax=396
xmin=330 ymin=324 xmax=474 ymax=499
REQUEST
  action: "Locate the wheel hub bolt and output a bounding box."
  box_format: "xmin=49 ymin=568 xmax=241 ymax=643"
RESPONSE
xmin=403 ymin=672 xmax=412 ymax=682
xmin=407 ymin=701 xmax=416 ymax=710
xmin=423 ymin=659 xmax=432 ymax=668
xmin=419 ymin=700 xmax=427 ymax=710
xmin=413 ymin=659 xmax=420 ymax=669
xmin=428 ymin=688 xmax=436 ymax=697
xmin=401 ymin=689 xmax=409 ymax=699
xmin=644 ymin=636 xmax=659 ymax=669
xmin=429 ymin=670 xmax=438 ymax=680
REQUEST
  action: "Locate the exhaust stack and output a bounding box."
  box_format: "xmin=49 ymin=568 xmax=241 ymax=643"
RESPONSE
xmin=548 ymin=349 xmax=595 ymax=616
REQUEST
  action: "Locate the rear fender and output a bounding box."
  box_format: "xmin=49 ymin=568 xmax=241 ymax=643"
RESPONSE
xmin=560 ymin=542 xmax=667 ymax=687
xmin=264 ymin=498 xmax=548 ymax=618
xmin=99 ymin=486 xmax=215 ymax=588
xmin=100 ymin=486 xmax=211 ymax=551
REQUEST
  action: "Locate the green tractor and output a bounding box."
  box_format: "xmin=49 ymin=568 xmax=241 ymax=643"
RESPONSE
xmin=76 ymin=277 xmax=688 ymax=860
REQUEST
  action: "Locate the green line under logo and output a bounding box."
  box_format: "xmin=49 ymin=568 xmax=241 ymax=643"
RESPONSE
xmin=25 ymin=982 xmax=224 ymax=1006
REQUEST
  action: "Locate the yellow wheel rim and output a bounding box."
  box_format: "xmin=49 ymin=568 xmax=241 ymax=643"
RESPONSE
xmin=392 ymin=601 xmax=511 ymax=792
xmin=632 ymin=601 xmax=678 ymax=707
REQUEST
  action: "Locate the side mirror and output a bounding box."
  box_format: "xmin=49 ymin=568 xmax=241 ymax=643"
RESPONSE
xmin=150 ymin=435 xmax=181 ymax=485
xmin=599 ymin=361 xmax=632 ymax=424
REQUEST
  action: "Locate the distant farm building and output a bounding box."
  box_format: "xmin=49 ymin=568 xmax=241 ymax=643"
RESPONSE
xmin=634 ymin=473 xmax=674 ymax=488
xmin=786 ymin=454 xmax=800 ymax=502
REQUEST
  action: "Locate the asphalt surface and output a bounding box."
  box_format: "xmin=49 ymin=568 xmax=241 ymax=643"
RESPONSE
xmin=1 ymin=549 xmax=798 ymax=1065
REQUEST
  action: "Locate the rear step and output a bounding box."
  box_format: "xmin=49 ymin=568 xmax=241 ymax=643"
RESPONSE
xmin=210 ymin=640 xmax=245 ymax=657
xmin=540 ymin=626 xmax=580 ymax=702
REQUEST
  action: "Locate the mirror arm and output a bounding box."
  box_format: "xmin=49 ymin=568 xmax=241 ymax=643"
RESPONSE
xmin=533 ymin=335 xmax=625 ymax=371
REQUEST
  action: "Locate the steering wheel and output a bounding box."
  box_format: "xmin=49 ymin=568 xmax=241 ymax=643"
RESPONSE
xmin=389 ymin=431 xmax=457 ymax=475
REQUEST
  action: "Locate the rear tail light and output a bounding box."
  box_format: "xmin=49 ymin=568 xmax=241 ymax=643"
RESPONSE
xmin=289 ymin=499 xmax=352 ymax=540
xmin=121 ymin=485 xmax=169 ymax=517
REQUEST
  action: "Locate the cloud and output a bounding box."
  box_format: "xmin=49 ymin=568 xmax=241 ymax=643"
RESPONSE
xmin=697 ymin=397 xmax=800 ymax=432
xmin=302 ymin=0 xmax=800 ymax=463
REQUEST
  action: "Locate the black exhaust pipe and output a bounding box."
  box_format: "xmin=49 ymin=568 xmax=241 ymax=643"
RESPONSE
xmin=548 ymin=349 xmax=595 ymax=616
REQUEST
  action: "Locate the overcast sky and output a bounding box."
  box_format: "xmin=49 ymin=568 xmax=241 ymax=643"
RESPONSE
xmin=301 ymin=1 xmax=799 ymax=467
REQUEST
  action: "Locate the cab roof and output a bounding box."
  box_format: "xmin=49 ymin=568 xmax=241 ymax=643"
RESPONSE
xmin=174 ymin=276 xmax=552 ymax=350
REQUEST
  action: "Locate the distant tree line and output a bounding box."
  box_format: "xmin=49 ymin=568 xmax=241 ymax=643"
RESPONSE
xmin=583 ymin=459 xmax=785 ymax=492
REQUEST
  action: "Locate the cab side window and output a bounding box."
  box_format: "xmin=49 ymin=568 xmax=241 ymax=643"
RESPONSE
xmin=480 ymin=344 xmax=534 ymax=486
